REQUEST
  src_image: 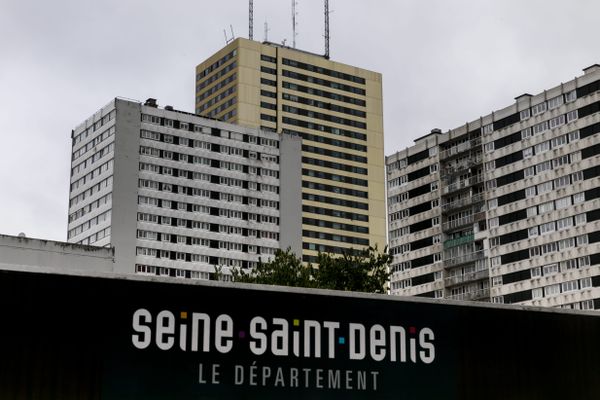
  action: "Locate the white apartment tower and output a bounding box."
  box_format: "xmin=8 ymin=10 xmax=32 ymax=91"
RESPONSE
xmin=387 ymin=65 xmax=600 ymax=310
xmin=67 ymin=98 xmax=302 ymax=279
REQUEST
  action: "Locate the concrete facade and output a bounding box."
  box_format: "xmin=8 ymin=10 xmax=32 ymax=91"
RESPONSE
xmin=387 ymin=65 xmax=600 ymax=311
xmin=195 ymin=38 xmax=385 ymax=263
xmin=67 ymin=98 xmax=302 ymax=279
xmin=0 ymin=233 xmax=114 ymax=273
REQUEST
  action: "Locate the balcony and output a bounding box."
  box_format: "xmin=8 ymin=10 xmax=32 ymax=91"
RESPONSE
xmin=443 ymin=233 xmax=475 ymax=249
xmin=444 ymin=269 xmax=489 ymax=287
xmin=442 ymin=174 xmax=485 ymax=195
xmin=444 ymin=250 xmax=484 ymax=267
xmin=442 ymin=214 xmax=474 ymax=231
xmin=447 ymin=288 xmax=490 ymax=302
xmin=439 ymin=137 xmax=482 ymax=160
xmin=440 ymin=154 xmax=483 ymax=178
xmin=441 ymin=192 xmax=485 ymax=213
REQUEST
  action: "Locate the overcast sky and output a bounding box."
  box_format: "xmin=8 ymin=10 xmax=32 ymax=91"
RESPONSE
xmin=0 ymin=0 xmax=598 ymax=241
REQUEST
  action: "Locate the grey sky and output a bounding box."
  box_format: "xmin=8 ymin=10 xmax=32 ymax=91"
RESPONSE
xmin=0 ymin=0 xmax=598 ymax=241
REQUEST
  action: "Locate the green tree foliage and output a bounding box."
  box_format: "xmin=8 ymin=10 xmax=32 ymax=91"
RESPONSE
xmin=232 ymin=246 xmax=391 ymax=293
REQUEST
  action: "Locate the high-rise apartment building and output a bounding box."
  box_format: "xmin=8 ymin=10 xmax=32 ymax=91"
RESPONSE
xmin=195 ymin=38 xmax=385 ymax=263
xmin=67 ymin=97 xmax=302 ymax=279
xmin=387 ymin=65 xmax=600 ymax=310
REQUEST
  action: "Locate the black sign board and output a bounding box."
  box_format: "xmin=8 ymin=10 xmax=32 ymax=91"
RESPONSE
xmin=0 ymin=269 xmax=599 ymax=399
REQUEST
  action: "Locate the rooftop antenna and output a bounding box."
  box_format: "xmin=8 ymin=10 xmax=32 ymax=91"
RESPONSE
xmin=249 ymin=0 xmax=254 ymax=40
xmin=264 ymin=21 xmax=270 ymax=42
xmin=224 ymin=24 xmax=235 ymax=45
xmin=324 ymin=0 xmax=330 ymax=59
xmin=292 ymin=0 xmax=298 ymax=48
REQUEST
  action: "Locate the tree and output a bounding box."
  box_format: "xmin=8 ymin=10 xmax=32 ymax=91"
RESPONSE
xmin=232 ymin=246 xmax=391 ymax=293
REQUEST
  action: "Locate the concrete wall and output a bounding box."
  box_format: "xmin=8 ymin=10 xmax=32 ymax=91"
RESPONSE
xmin=0 ymin=234 xmax=114 ymax=273
xmin=279 ymin=132 xmax=303 ymax=257
xmin=111 ymin=99 xmax=142 ymax=273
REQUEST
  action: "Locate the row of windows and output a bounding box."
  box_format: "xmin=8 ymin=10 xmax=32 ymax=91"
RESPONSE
xmin=498 ymin=255 xmax=592 ymax=286
xmin=72 ymin=126 xmax=115 ymax=161
xmin=282 ymin=115 xmax=366 ymax=141
xmin=302 ymin=144 xmax=367 ymax=164
xmin=196 ymin=73 xmax=236 ymax=104
xmin=302 ymin=203 xmax=368 ymax=221
xmin=67 ymin=209 xmax=111 ymax=239
xmin=302 ymin=181 xmax=368 ymax=199
xmin=197 ymin=49 xmax=237 ymax=80
xmin=302 ymin=193 xmax=368 ymax=211
xmin=136 ymin=265 xmax=212 ymax=280
xmin=71 ymin=142 xmax=114 ymax=177
xmin=281 ymin=58 xmax=366 ymax=85
xmin=140 ymin=160 xmax=278 ymax=181
xmin=76 ymin=226 xmax=111 ymax=246
xmin=197 ymin=60 xmax=238 ymax=92
xmin=69 ymin=192 xmax=112 ymax=224
xmin=282 ymin=105 xmax=366 ymax=130
xmin=282 ymin=81 xmax=366 ymax=107
xmin=72 ymin=110 xmax=116 ymax=146
xmin=137 ymin=225 xmax=279 ymax=242
xmin=197 ymin=86 xmax=236 ymax=113
xmin=492 ymin=212 xmax=588 ymax=245
xmin=283 ymin=128 xmax=367 ymax=152
xmin=205 ymin=97 xmax=237 ymax=119
xmin=302 ymin=230 xmax=369 ymax=246
xmin=282 ymin=70 xmax=365 ymax=96
xmin=302 ymin=156 xmax=367 ymax=175
xmin=71 ymin=159 xmax=113 ymax=192
xmin=282 ymin=92 xmax=366 ymax=118
xmin=140 ymin=144 xmax=278 ymax=165
xmin=69 ymin=176 xmax=113 ymax=207
xmin=302 ymin=168 xmax=368 ymax=187
xmin=137 ymin=196 xmax=278 ymax=224
xmin=302 ymin=217 xmax=369 ymax=234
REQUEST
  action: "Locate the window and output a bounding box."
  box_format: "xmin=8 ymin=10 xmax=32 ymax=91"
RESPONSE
xmin=580 ymin=277 xmax=592 ymax=289
xmin=485 ymin=161 xmax=495 ymax=172
xmin=532 ymin=102 xmax=547 ymax=116
xmin=544 ymin=284 xmax=560 ymax=296
xmin=568 ymin=130 xmax=580 ymax=142
xmin=561 ymin=259 xmax=578 ymax=271
xmin=561 ymin=280 xmax=578 ymax=293
xmin=528 ymin=226 xmax=539 ymax=237
xmin=551 ymin=135 xmax=567 ymax=149
xmin=488 ymin=198 xmax=498 ymax=210
xmin=555 ymin=196 xmax=572 ymax=210
xmin=532 ymin=288 xmax=544 ymax=299
xmin=523 ymin=147 xmax=534 ymax=158
xmin=431 ymin=182 xmax=438 ymax=191
xmin=482 ymin=124 xmax=493 ymax=134
xmin=565 ymin=90 xmax=576 ymax=102
xmin=520 ymin=109 xmax=531 ymax=120
xmin=538 ymin=201 xmax=554 ymax=214
xmin=573 ymin=192 xmax=585 ymax=204
xmin=492 ymin=276 xmax=503 ymax=286
xmin=524 ymin=166 xmax=535 ymax=177
xmin=558 ymin=238 xmax=575 ymax=250
xmin=537 ymin=181 xmax=553 ymax=194
xmin=521 ymin=127 xmax=532 ymax=139
xmin=566 ymin=110 xmax=578 ymax=123
xmin=430 ymin=164 xmax=438 ymax=173
xmin=549 ymin=115 xmax=565 ymax=129
xmin=579 ymin=256 xmax=591 ymax=268
xmin=539 ymin=221 xmax=555 ymax=235
xmin=525 ymin=186 xmax=536 ymax=198
xmin=534 ymin=141 xmax=550 ymax=154
xmin=484 ymin=143 xmax=494 ymax=153
xmin=548 ymin=95 xmax=564 ymax=110
xmin=575 ymin=213 xmax=587 ymax=226
xmin=531 ymin=266 xmax=541 ymax=278
xmin=488 ymin=217 xmax=499 ymax=228
xmin=576 ymin=234 xmax=588 ymax=246
xmin=536 ymin=160 xmax=552 ymax=174
xmin=532 ymin=121 xmax=548 ymax=135
xmin=553 ymin=155 xmax=570 ymax=168
xmin=556 ymin=217 xmax=573 ymax=230
xmin=491 ymin=256 xmax=501 ymax=267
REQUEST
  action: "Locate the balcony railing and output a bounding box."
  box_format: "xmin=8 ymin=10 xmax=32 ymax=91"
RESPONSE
xmin=444 ymin=250 xmax=485 ymax=267
xmin=447 ymin=288 xmax=490 ymax=301
xmin=442 ymin=174 xmax=485 ymax=194
xmin=440 ymin=154 xmax=483 ymax=178
xmin=442 ymin=214 xmax=474 ymax=231
xmin=441 ymin=192 xmax=486 ymax=212
xmin=443 ymin=233 xmax=475 ymax=249
xmin=439 ymin=137 xmax=482 ymax=160
xmin=444 ymin=269 xmax=489 ymax=287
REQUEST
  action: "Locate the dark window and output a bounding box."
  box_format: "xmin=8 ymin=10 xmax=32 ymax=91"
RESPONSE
xmin=577 ymin=100 xmax=600 ymax=119
xmin=411 ymin=237 xmax=433 ymax=251
xmin=411 ymin=255 xmax=434 ymax=269
xmin=493 ymin=112 xmax=520 ymax=131
xmin=412 ymin=273 xmax=435 ymax=286
xmin=502 ymin=269 xmax=532 ymax=284
xmin=495 ymin=150 xmax=524 ymax=168
xmin=408 ymin=166 xmax=430 ymax=181
xmin=501 ymin=249 xmax=529 ymax=264
xmin=407 ymin=149 xmax=430 ymax=165
xmin=302 ymin=169 xmax=368 ymax=186
xmin=302 ymin=204 xmax=368 ymax=220
xmin=409 ymin=201 xmax=432 ymax=216
xmin=302 ymin=194 xmax=368 ymax=211
xmin=408 ymin=183 xmax=431 ymax=199
xmin=494 ymin=131 xmax=521 ymax=150
xmin=580 ymin=122 xmax=600 ymax=139
xmin=499 ymin=229 xmax=528 ymax=245
xmin=504 ymin=290 xmax=533 ymax=304
xmin=496 ymin=170 xmax=524 ymax=187
xmin=410 ymin=218 xmax=433 ymax=233
xmin=576 ymin=79 xmax=600 ymax=98
xmin=499 ymin=209 xmax=527 ymax=226
xmin=498 ymin=189 xmax=526 ymax=206
xmin=582 ymin=143 xmax=600 ymax=159
xmin=302 ymin=144 xmax=367 ymax=164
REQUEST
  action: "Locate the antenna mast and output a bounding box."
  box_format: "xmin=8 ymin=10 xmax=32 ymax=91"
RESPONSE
xmin=292 ymin=0 xmax=298 ymax=48
xmin=249 ymin=0 xmax=254 ymax=40
xmin=264 ymin=21 xmax=270 ymax=42
xmin=324 ymin=0 xmax=330 ymax=59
